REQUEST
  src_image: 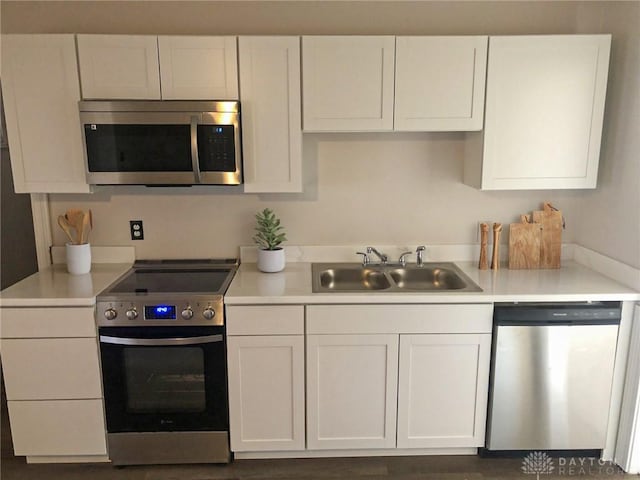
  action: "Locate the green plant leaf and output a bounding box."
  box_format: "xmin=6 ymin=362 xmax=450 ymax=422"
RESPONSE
xmin=253 ymin=208 xmax=287 ymax=249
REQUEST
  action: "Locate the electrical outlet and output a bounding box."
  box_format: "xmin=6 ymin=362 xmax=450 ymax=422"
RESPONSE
xmin=130 ymin=220 xmax=144 ymax=240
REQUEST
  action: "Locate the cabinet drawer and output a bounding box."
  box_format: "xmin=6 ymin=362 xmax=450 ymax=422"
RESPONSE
xmin=0 ymin=307 xmax=96 ymax=338
xmin=306 ymin=304 xmax=493 ymax=334
xmin=1 ymin=338 xmax=102 ymax=400
xmin=8 ymin=399 xmax=107 ymax=456
xmin=226 ymin=305 xmax=304 ymax=335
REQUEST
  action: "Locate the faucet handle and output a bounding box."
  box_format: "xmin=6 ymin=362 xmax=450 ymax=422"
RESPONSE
xmin=398 ymin=251 xmax=413 ymax=267
xmin=356 ymin=251 xmax=370 ymax=266
xmin=415 ymin=245 xmax=426 ymax=266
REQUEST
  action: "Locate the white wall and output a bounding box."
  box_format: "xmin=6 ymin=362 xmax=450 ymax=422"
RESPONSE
xmin=574 ymin=3 xmax=640 ymax=269
xmin=50 ymin=133 xmax=584 ymax=259
xmin=2 ymin=1 xmax=637 ymax=265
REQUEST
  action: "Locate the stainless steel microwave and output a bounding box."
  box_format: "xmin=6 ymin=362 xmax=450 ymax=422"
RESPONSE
xmin=79 ymin=101 xmax=242 ymax=186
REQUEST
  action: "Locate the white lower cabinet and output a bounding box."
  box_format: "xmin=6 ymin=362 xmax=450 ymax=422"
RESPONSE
xmin=226 ymin=303 xmax=492 ymax=456
xmin=8 ymin=400 xmax=107 ymax=457
xmin=226 ymin=305 xmax=305 ymax=452
xmin=396 ymin=334 xmax=491 ymax=448
xmin=306 ymin=334 xmax=399 ymax=450
xmin=227 ymin=335 xmax=305 ymax=451
xmin=0 ymin=306 xmax=107 ymax=460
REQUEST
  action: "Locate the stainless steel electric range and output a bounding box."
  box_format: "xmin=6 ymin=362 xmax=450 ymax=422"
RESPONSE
xmin=96 ymin=259 xmax=238 ymax=466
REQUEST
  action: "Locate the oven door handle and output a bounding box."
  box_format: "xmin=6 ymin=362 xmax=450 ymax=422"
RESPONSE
xmin=99 ymin=334 xmax=223 ymax=346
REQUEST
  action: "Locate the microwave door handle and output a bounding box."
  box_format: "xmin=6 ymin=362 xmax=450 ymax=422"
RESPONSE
xmin=99 ymin=334 xmax=223 ymax=346
xmin=190 ymin=115 xmax=202 ymax=184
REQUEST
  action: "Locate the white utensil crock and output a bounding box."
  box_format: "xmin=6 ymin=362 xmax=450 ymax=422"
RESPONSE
xmin=257 ymin=248 xmax=285 ymax=273
xmin=66 ymin=243 xmax=92 ymax=275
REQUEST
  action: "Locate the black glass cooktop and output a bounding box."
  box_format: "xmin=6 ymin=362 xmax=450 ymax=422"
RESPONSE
xmin=102 ymin=259 xmax=238 ymax=296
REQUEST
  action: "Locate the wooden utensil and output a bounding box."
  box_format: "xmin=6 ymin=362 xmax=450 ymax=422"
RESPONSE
xmin=491 ymin=223 xmax=502 ymax=270
xmin=532 ymin=202 xmax=562 ymax=269
xmin=478 ymin=222 xmax=489 ymax=270
xmin=80 ymin=211 xmax=91 ymax=245
xmin=57 ymin=215 xmax=76 ymax=244
xmin=508 ymin=216 xmax=542 ymax=269
xmin=65 ymin=209 xmax=85 ymax=244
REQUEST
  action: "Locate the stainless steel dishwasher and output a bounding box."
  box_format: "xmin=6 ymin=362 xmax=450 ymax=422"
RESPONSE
xmin=485 ymin=302 xmax=621 ymax=452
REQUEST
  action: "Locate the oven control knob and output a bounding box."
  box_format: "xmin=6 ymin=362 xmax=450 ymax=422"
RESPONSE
xmin=104 ymin=308 xmax=118 ymax=320
xmin=126 ymin=308 xmax=138 ymax=320
xmin=181 ymin=307 xmax=194 ymax=320
xmin=202 ymin=307 xmax=216 ymax=320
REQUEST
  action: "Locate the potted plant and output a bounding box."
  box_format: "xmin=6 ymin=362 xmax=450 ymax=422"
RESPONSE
xmin=253 ymin=208 xmax=287 ymax=273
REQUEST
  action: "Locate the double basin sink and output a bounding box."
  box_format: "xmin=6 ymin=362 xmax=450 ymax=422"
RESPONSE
xmin=312 ymin=262 xmax=482 ymax=293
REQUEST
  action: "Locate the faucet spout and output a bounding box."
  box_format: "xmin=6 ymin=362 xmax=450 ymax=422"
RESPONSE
xmin=366 ymin=247 xmax=388 ymax=264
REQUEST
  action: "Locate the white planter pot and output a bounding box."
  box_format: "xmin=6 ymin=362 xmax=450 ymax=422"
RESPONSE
xmin=66 ymin=243 xmax=92 ymax=275
xmin=257 ymin=248 xmax=285 ymax=273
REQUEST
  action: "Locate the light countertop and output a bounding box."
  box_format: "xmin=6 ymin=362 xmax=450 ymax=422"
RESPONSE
xmin=2 ymin=260 xmax=637 ymax=308
xmin=0 ymin=263 xmax=132 ymax=307
xmin=225 ymin=261 xmax=640 ymax=304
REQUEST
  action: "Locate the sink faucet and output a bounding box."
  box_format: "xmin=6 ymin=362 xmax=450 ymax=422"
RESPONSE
xmin=398 ymin=251 xmax=413 ymax=267
xmin=366 ymin=247 xmax=388 ymax=264
xmin=355 ymin=251 xmax=370 ymax=266
xmin=415 ymin=245 xmax=426 ymax=266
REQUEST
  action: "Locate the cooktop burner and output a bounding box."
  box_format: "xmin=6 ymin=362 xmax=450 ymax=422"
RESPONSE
xmin=96 ymin=259 xmax=238 ymax=327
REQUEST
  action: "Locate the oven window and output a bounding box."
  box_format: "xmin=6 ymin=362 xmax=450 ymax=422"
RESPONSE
xmin=123 ymin=347 xmax=205 ymax=413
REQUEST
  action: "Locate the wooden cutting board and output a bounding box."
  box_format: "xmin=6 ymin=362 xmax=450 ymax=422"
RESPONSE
xmin=508 ymin=216 xmax=542 ymax=269
xmin=532 ymin=202 xmax=563 ymax=269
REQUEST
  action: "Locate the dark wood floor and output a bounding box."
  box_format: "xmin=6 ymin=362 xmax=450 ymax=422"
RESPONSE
xmin=1 ymin=385 xmax=634 ymax=479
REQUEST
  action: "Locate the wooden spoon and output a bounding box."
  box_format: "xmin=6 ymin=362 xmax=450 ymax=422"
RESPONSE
xmin=80 ymin=211 xmax=91 ymax=245
xmin=65 ymin=209 xmax=84 ymax=244
xmin=57 ymin=215 xmax=76 ymax=244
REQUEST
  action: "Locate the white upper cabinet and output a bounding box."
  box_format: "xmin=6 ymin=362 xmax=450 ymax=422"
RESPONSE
xmin=77 ymin=34 xmax=238 ymax=100
xmin=77 ymin=35 xmax=161 ymax=99
xmin=1 ymin=34 xmax=90 ymax=193
xmin=394 ymin=36 xmax=487 ymax=131
xmin=302 ymin=36 xmax=396 ymax=132
xmin=158 ymin=36 xmax=238 ymax=99
xmin=466 ymin=34 xmax=611 ymax=190
xmin=302 ymin=36 xmax=488 ymax=132
xmin=239 ymin=36 xmax=302 ymax=193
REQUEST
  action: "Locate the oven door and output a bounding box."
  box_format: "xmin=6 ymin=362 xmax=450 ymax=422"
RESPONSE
xmin=99 ymin=326 xmax=228 ymax=433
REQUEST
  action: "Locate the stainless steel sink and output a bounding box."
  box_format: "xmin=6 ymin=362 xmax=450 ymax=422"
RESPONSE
xmin=318 ymin=267 xmax=391 ymax=291
xmin=312 ymin=262 xmax=482 ymax=293
xmin=388 ymin=266 xmax=468 ymax=291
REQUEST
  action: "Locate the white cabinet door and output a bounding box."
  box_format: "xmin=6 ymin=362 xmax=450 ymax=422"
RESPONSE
xmin=8 ymin=399 xmax=107 ymax=456
xmin=158 ymin=36 xmax=238 ymax=99
xmin=475 ymin=34 xmax=611 ymax=190
xmin=77 ymin=34 xmax=161 ymax=99
xmin=227 ymin=335 xmax=305 ymax=452
xmin=239 ymin=36 xmax=302 ymax=193
xmin=302 ymin=36 xmax=395 ymax=132
xmin=1 ymin=34 xmax=89 ymax=193
xmin=1 ymin=338 xmax=102 ymax=400
xmin=395 ymin=36 xmax=487 ymax=131
xmin=306 ymin=334 xmax=398 ymax=449
xmin=397 ymin=334 xmax=491 ymax=448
